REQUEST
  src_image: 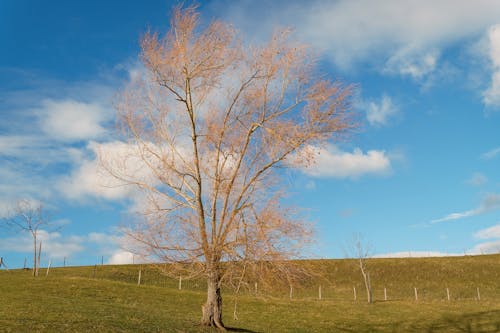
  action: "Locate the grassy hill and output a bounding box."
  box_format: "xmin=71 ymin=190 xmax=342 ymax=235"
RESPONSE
xmin=1 ymin=254 xmax=499 ymax=332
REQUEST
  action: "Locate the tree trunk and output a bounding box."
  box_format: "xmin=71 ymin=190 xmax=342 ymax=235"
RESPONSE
xmin=33 ymin=235 xmax=37 ymax=277
xmin=201 ymin=270 xmax=225 ymax=330
xmin=365 ymin=272 xmax=373 ymax=304
xmin=36 ymin=240 xmax=42 ymax=277
xmin=359 ymin=259 xmax=373 ymax=304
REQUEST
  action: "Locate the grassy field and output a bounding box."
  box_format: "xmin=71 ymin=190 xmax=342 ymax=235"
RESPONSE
xmin=1 ymin=255 xmax=499 ymax=332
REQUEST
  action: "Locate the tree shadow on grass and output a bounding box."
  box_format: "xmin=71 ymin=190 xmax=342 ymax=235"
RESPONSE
xmin=325 ymin=310 xmax=500 ymax=333
xmin=432 ymin=310 xmax=500 ymax=333
xmin=388 ymin=310 xmax=500 ymax=333
xmin=225 ymin=327 xmax=259 ymax=333
xmin=193 ymin=324 xmax=259 ymax=333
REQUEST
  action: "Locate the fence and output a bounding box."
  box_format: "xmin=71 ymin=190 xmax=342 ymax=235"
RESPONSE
xmin=3 ymin=255 xmax=499 ymax=303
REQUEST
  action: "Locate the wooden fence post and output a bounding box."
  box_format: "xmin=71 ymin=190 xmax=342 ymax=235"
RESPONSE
xmin=477 ymin=287 xmax=481 ymax=301
xmin=178 ymin=275 xmax=182 ymax=290
xmin=318 ymin=285 xmax=322 ymax=300
xmin=254 ymin=282 xmax=258 ymax=295
xmin=446 ymin=288 xmax=450 ymax=301
xmin=353 ymin=286 xmax=357 ymax=301
xmin=384 ymin=287 xmax=387 ymax=301
xmin=137 ymin=266 xmax=142 ymax=285
xmin=414 ymin=287 xmax=418 ymax=301
xmin=289 ymin=285 xmax=293 ymax=299
xmin=45 ymin=259 xmax=51 ymax=277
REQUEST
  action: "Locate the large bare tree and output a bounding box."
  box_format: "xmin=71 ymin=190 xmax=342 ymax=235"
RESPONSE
xmin=2 ymin=200 xmax=51 ymax=277
xmin=103 ymin=6 xmax=355 ymax=329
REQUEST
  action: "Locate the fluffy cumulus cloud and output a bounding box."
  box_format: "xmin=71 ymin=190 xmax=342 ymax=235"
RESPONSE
xmin=108 ymin=250 xmax=136 ymax=265
xmin=364 ymin=94 xmax=399 ymax=126
xmin=39 ymin=99 xmax=112 ymax=141
xmin=431 ymin=193 xmax=500 ymax=223
xmin=58 ymin=141 xmax=150 ymax=201
xmin=291 ymin=145 xmax=391 ymax=179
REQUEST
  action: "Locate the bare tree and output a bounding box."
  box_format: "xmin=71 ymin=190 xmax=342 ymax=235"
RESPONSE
xmin=2 ymin=200 xmax=51 ymax=277
xmin=353 ymin=234 xmax=373 ymax=304
xmin=103 ymin=5 xmax=355 ymax=329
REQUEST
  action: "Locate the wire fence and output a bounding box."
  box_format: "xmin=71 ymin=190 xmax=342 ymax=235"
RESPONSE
xmin=2 ymin=255 xmax=499 ymax=303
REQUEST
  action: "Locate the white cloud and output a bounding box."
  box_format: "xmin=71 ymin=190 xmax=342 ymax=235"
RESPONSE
xmin=0 ymin=229 xmax=135 ymax=266
xmin=483 ymin=25 xmax=500 ymax=106
xmin=0 ymin=230 xmax=84 ymax=259
xmin=384 ymin=48 xmax=439 ymax=79
xmin=431 ymin=210 xmax=476 ymax=223
xmin=469 ymin=223 xmax=500 ymax=254
xmin=58 ymin=141 xmax=149 ymax=201
xmin=481 ymin=147 xmax=500 ymax=160
xmin=291 ymin=145 xmax=391 ymax=179
xmin=212 ymin=0 xmax=500 ymax=75
xmin=39 ymin=99 xmax=112 ymax=141
xmin=483 ymin=72 xmax=500 ymax=106
xmin=374 ymin=251 xmax=461 ymax=258
xmin=0 ymin=74 xmax=117 ymax=208
xmin=108 ymin=250 xmax=135 ymax=265
xmin=364 ymin=95 xmax=399 ymax=126
xmin=474 ymin=223 xmax=500 ymax=239
xmin=431 ymin=193 xmax=500 ymax=223
xmin=470 ymin=239 xmax=500 ymax=254
xmin=466 ymin=172 xmax=488 ymax=186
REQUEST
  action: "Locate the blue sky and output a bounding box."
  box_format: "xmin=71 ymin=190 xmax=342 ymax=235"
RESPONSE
xmin=1 ymin=0 xmax=499 ymax=268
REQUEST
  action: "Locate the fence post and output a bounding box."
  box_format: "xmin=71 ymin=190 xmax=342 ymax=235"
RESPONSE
xmin=353 ymin=286 xmax=357 ymax=301
xmin=384 ymin=287 xmax=387 ymax=301
xmin=414 ymin=287 xmax=418 ymax=301
xmin=254 ymin=282 xmax=258 ymax=295
xmin=289 ymin=285 xmax=293 ymax=299
xmin=137 ymin=266 xmax=142 ymax=285
xmin=178 ymin=275 xmax=182 ymax=290
xmin=446 ymin=287 xmax=450 ymax=301
xmin=45 ymin=259 xmax=51 ymax=277
xmin=477 ymin=287 xmax=481 ymax=301
xmin=318 ymin=285 xmax=322 ymax=300
xmin=23 ymin=257 xmax=27 ymax=269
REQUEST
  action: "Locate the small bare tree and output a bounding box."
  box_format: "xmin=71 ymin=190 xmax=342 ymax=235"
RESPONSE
xmin=353 ymin=234 xmax=373 ymax=304
xmin=103 ymin=5 xmax=355 ymax=329
xmin=2 ymin=200 xmax=51 ymax=276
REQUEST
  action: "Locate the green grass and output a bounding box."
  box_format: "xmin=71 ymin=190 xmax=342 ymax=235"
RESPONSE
xmin=1 ymin=255 xmax=499 ymax=332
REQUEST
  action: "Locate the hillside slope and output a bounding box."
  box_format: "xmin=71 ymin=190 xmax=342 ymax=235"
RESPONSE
xmin=1 ymin=254 xmax=499 ymax=332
